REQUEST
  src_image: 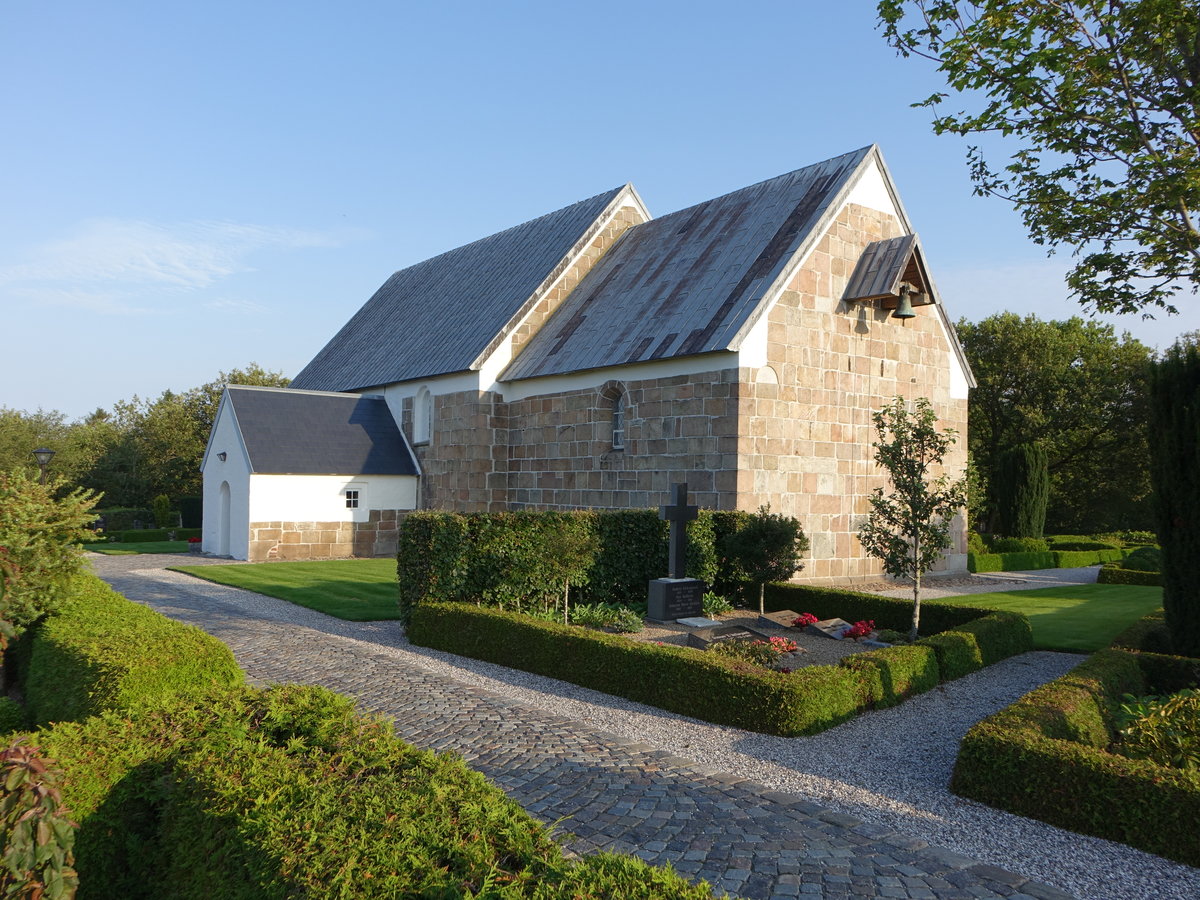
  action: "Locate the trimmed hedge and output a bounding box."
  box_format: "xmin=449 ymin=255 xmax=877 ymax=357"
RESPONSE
xmin=761 ymin=582 xmax=993 ymax=635
xmin=118 ymin=528 xmax=172 ymax=543
xmin=397 ymin=508 xmax=737 ymax=619
xmin=35 ymin=684 xmax=715 ymax=899
xmin=917 ymin=613 xmax=1033 ymax=681
xmin=1097 ymin=565 xmax=1162 ymax=587
xmin=969 ymin=548 xmax=1129 ymax=572
xmin=408 ymin=590 xmax=1033 ymax=736
xmin=1109 ymin=610 xmax=1170 ymax=652
xmin=92 ymin=508 xmax=153 ymax=533
xmin=951 ymin=649 xmax=1200 ymax=865
xmin=24 ymin=573 xmax=242 ymax=725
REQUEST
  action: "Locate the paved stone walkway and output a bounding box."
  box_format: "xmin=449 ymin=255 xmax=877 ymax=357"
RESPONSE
xmin=92 ymin=555 xmax=1075 ymax=900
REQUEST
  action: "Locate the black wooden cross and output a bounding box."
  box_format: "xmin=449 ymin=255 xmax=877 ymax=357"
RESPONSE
xmin=660 ymin=482 xmax=698 ymax=579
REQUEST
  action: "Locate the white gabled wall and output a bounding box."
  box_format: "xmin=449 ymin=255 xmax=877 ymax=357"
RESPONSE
xmin=248 ymin=474 xmax=417 ymax=523
xmin=202 ymin=398 xmax=252 ymax=559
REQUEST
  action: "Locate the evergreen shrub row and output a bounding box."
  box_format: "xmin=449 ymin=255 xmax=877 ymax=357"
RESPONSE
xmin=397 ymin=509 xmax=754 ymax=621
xmin=117 ymin=528 xmax=172 ymax=543
xmin=1097 ymin=565 xmax=1162 ymax=587
xmin=951 ymin=649 xmax=1200 ymax=865
xmin=22 ymin=573 xmax=244 ymax=726
xmin=968 ymin=547 xmax=1131 ymax=573
xmin=407 ymin=591 xmax=1032 ymax=736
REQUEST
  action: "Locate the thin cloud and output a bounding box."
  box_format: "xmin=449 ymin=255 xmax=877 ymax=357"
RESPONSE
xmin=0 ymin=218 xmax=350 ymax=290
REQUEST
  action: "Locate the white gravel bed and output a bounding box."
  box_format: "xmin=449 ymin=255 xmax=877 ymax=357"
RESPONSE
xmin=125 ymin=561 xmax=1197 ymax=900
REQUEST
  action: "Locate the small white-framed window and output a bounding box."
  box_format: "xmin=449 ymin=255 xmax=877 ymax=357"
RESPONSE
xmin=345 ymin=489 xmax=360 ymax=509
xmin=612 ymin=393 xmax=625 ymax=450
xmin=413 ymin=387 xmax=432 ymax=444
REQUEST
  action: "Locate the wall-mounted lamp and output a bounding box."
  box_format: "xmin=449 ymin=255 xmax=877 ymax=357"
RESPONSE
xmin=217 ymin=452 xmax=227 ymax=462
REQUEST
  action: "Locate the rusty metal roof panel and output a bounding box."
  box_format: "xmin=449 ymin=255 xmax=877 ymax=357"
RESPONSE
xmin=501 ymin=147 xmax=871 ymax=381
xmin=843 ymin=234 xmax=917 ymax=302
xmin=291 ymin=187 xmax=624 ymax=392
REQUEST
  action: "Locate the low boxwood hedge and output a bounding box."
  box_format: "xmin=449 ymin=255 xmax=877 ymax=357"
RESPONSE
xmin=951 ymin=649 xmax=1200 ymax=865
xmin=408 ymin=591 xmax=1033 ymax=736
xmin=34 ymin=684 xmax=716 ymax=899
xmin=969 ymin=548 xmax=1136 ymax=573
xmin=1097 ymin=565 xmax=1162 ymax=587
xmin=24 ymin=573 xmax=243 ymax=725
xmin=118 ymin=528 xmax=173 ymax=543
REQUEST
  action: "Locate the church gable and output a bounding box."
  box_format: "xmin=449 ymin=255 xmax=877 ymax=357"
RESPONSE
xmin=499 ymin=147 xmax=875 ymax=382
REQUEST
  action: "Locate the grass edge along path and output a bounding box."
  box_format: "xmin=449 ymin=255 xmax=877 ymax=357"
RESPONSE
xmin=85 ymin=540 xmax=192 ymax=555
xmin=172 ymin=558 xmax=401 ymax=621
xmin=935 ymin=583 xmax=1162 ymax=652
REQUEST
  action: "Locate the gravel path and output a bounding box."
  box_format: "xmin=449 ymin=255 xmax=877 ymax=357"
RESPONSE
xmin=90 ymin=555 xmax=1197 ymax=900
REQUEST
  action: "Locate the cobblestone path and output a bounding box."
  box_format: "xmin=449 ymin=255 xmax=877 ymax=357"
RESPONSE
xmin=92 ymin=556 xmax=1074 ymax=900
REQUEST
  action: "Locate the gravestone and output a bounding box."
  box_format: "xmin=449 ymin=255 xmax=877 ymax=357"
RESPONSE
xmin=647 ymin=483 xmax=706 ymax=622
xmin=758 ymin=609 xmax=803 ymax=630
xmin=686 ymin=623 xmax=774 ymax=652
xmin=806 ymin=618 xmax=852 ymax=640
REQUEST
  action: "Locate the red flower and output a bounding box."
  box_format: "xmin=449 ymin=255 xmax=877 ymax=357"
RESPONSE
xmin=793 ymin=612 xmax=818 ymax=627
xmin=844 ymin=619 xmax=876 ymax=640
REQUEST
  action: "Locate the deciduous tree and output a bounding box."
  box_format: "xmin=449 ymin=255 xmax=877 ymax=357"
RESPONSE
xmin=879 ymin=0 xmax=1200 ymax=315
xmin=858 ymin=397 xmax=966 ymax=641
xmin=958 ymin=313 xmax=1153 ymax=532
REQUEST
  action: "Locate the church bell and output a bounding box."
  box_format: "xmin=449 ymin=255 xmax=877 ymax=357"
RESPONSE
xmin=891 ymin=284 xmax=917 ymax=320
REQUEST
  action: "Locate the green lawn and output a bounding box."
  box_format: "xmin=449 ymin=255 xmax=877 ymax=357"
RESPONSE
xmin=84 ymin=540 xmax=192 ymax=555
xmin=171 ymin=558 xmax=400 ymax=621
xmin=936 ymin=584 xmax=1163 ymax=652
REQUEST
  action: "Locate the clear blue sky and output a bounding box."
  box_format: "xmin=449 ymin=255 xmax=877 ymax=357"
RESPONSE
xmin=3 ymin=1 xmax=1196 ymax=420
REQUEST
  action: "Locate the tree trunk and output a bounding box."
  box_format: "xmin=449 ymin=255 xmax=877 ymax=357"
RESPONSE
xmin=759 ymin=582 xmax=765 ymax=616
xmin=563 ymin=583 xmax=570 ymax=625
xmin=909 ymin=537 xmax=922 ymax=643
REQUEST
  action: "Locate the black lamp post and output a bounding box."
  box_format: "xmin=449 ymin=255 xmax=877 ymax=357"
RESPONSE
xmin=31 ymin=447 xmax=55 ymax=485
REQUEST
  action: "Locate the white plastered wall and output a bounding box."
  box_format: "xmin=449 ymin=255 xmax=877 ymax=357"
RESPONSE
xmin=248 ymin=474 xmax=417 ymax=523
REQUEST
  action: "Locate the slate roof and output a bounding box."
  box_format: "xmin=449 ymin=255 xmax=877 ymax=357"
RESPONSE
xmin=290 ymin=187 xmax=626 ymax=392
xmin=223 ymin=386 xmax=418 ymax=475
xmin=501 ymin=147 xmax=874 ymax=381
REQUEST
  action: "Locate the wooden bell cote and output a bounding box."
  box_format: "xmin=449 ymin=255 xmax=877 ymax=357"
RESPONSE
xmin=842 ymin=234 xmax=939 ymax=311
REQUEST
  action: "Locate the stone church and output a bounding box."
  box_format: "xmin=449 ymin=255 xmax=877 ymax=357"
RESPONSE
xmin=201 ymin=144 xmax=973 ymax=581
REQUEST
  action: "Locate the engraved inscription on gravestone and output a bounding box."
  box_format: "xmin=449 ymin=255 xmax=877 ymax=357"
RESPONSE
xmin=647 ymin=482 xmax=706 ymax=623
xmin=685 ymin=623 xmax=774 ymax=651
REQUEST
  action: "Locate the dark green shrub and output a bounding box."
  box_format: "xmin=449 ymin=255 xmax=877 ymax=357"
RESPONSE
xmin=177 ymin=496 xmax=202 ymax=529
xmin=711 ymin=509 xmax=753 ymax=597
xmin=1053 ymin=549 xmax=1124 ymax=568
xmin=1148 ymin=342 xmax=1200 ymax=657
xmin=1121 ymin=546 xmax=1162 ymax=572
xmin=721 ymin=506 xmax=808 ymax=614
xmin=1098 ymin=565 xmax=1162 ymax=587
xmin=994 ymin=443 xmax=1049 ymax=538
xmin=1109 ymin=609 xmax=1174 ymax=653
xmin=0 ymin=698 xmax=26 ymax=734
xmin=839 ymin=645 xmax=939 ymax=708
xmin=1048 ymin=539 xmax=1119 ymax=551
xmin=118 ymin=528 xmax=171 ymax=543
xmin=951 ymin=649 xmax=1200 ymax=865
xmin=151 ymin=495 xmax=173 ymax=530
xmin=25 ymin=573 xmax=242 ymax=725
xmin=1119 ymin=530 xmax=1157 ymax=546
xmin=991 ymin=535 xmax=1049 ymax=553
xmin=173 ymin=528 xmax=202 ymax=541
xmin=966 ymin=531 xmax=987 ymax=554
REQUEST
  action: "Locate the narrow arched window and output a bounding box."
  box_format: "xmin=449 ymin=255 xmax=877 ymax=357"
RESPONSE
xmin=413 ymin=387 xmax=432 ymax=444
xmin=612 ymin=392 xmax=625 ymax=450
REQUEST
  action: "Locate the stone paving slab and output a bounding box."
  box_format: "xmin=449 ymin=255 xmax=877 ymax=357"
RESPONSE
xmin=91 ymin=556 xmax=1076 ymax=900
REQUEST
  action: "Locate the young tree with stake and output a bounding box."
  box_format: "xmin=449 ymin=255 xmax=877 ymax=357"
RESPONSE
xmin=858 ymin=398 xmax=967 ymax=642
